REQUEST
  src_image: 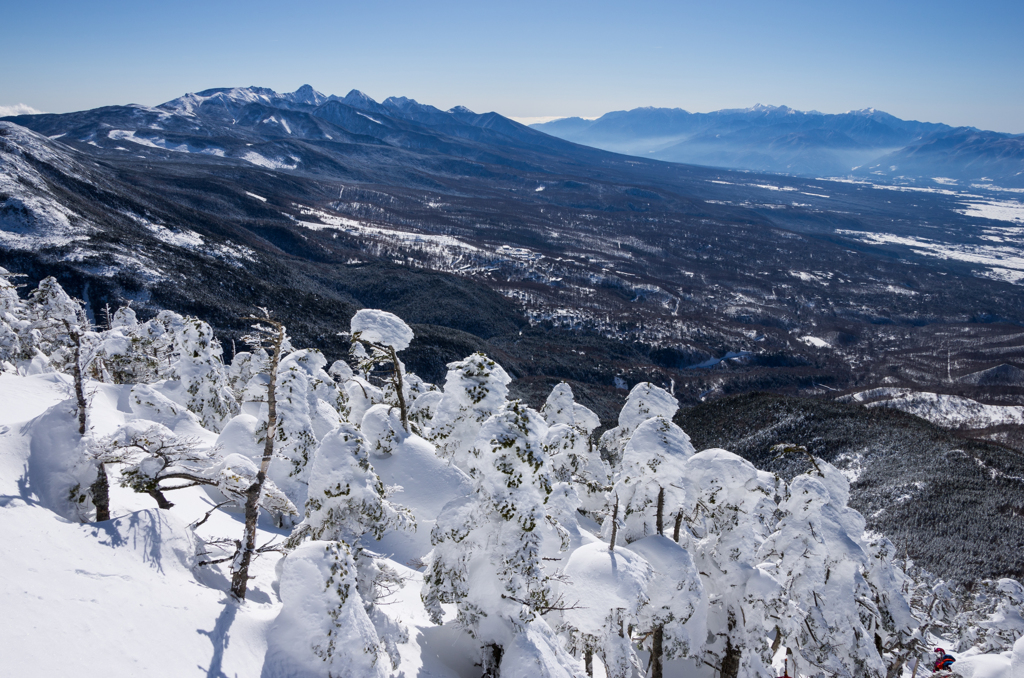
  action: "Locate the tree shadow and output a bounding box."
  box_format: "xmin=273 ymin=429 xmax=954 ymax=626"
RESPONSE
xmin=197 ymin=599 xmax=240 ymax=678
xmin=0 ymin=460 xmax=37 ymax=507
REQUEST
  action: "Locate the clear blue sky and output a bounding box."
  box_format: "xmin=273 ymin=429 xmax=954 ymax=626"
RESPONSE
xmin=2 ymin=0 xmax=1022 ymax=132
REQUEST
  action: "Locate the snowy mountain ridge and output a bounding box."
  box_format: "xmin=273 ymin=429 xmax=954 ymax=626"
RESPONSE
xmin=531 ymin=104 xmax=1023 ymax=186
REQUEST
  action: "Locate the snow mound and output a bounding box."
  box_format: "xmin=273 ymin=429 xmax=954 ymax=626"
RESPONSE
xmin=0 ymin=502 xmax=274 ymax=678
xmin=561 ymin=542 xmax=651 ymax=636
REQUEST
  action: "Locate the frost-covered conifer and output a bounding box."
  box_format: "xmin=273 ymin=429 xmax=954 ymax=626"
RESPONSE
xmin=333 ymin=351 xmax=385 ymax=428
xmin=285 ymin=422 xmax=416 ymax=670
xmin=759 ymin=468 xmax=888 ymax=678
xmin=266 ymin=541 xmax=390 ymax=678
xmin=603 ymin=416 xmax=703 ymax=677
xmin=0 ymin=267 xmax=28 ymax=366
xmin=561 ymin=541 xmax=652 ymax=678
xmin=172 ymin=317 xmax=237 ymax=432
xmin=429 ymin=352 xmax=511 ymax=471
xmin=24 ymin=275 xmax=87 ymax=372
xmin=608 ymin=416 xmax=695 ymax=545
xmin=256 ymin=349 xmax=344 ymax=512
xmin=408 ymin=389 xmax=443 ymax=432
xmin=259 ymin=350 xmax=314 ymax=510
xmin=630 ymin=535 xmax=708 ymax=678
xmin=423 ymin=400 xmax=579 ymax=677
xmin=361 ymin=403 xmax=408 ymax=456
xmin=949 ymin=578 xmax=1024 ymax=653
xmin=598 ymin=382 xmax=677 ymax=467
xmin=682 ymin=449 xmax=780 ymax=678
xmin=287 ymin=422 xmax=414 ymax=547
xmin=227 ymin=347 xmax=269 ymax=399
xmin=541 ymin=383 xmax=607 ymax=516
xmin=541 ymin=382 xmax=601 ymax=433
xmin=89 ymin=307 xmax=160 ymax=384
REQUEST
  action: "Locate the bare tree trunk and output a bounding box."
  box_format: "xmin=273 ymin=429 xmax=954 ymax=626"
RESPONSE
xmin=656 ymin=486 xmax=665 ymax=536
xmin=66 ymin=323 xmax=87 ymax=436
xmin=231 ymin=318 xmax=284 ymax=601
xmin=651 ymin=626 xmax=664 ymax=678
xmin=388 ymin=346 xmax=409 ymax=432
xmin=90 ymin=462 xmax=110 ymax=521
xmin=66 ymin=322 xmax=110 ymax=521
xmin=481 ymin=642 xmax=503 ymax=678
xmin=673 ymin=512 xmax=683 ymax=543
xmin=584 ymin=649 xmax=593 ymax=677
xmin=609 ymin=495 xmax=619 ymax=551
xmin=721 ymin=638 xmax=741 ymax=678
xmin=149 ymin=488 xmax=174 ymax=510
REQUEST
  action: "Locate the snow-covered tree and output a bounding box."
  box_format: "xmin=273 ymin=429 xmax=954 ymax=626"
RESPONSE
xmin=423 ymin=399 xmax=579 ymax=677
xmin=266 ymin=541 xmax=390 ymax=678
xmin=361 ymin=403 xmax=408 ymax=457
xmin=287 ymin=422 xmax=414 ymax=547
xmin=429 ymin=352 xmax=511 ymax=471
xmin=608 ymin=415 xmax=695 ymax=545
xmin=561 ymin=541 xmax=652 ymax=678
xmin=541 ymin=382 xmax=601 ymax=433
xmin=16 ymin=275 xmax=87 ymax=375
xmin=541 ymin=383 xmax=607 ymax=516
xmin=598 ymin=382 xmax=678 ymax=467
xmin=172 ymin=316 xmax=237 ymax=432
xmin=630 ymin=535 xmax=708 ymax=678
xmin=285 ymin=422 xmax=415 ymax=670
xmin=230 ymin=311 xmax=287 ymax=600
xmin=98 ymin=421 xmax=295 ymax=516
xmin=259 ymin=348 xmax=341 ymax=511
xmin=0 ymin=267 xmax=28 ymax=367
xmin=332 ymin=353 xmax=385 ymax=428
xmin=950 ymin=577 xmax=1024 ymax=653
xmin=759 ymin=469 xmax=887 ymax=678
xmin=682 ymin=449 xmax=780 ymax=678
xmin=228 ymin=347 xmax=269 ymax=401
xmin=604 ymin=416 xmax=704 ymax=677
xmin=86 ymin=306 xmax=161 ymax=385
xmin=349 ymin=308 xmax=414 ymax=431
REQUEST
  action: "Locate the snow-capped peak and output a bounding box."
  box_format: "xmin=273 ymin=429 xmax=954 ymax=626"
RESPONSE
xmin=285 ymin=84 xmax=328 ymax=106
xmin=341 ymin=90 xmax=377 ymax=105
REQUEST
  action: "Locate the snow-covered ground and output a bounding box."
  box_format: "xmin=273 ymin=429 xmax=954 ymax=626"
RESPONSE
xmin=1 ymin=368 xmax=1019 ymax=677
xmin=0 ymin=373 xmax=597 ymax=677
xmin=838 ymin=387 xmax=1024 ymax=429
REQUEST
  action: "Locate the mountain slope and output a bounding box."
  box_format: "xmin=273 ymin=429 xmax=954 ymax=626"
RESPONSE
xmin=3 ymin=86 xmax=1024 ymax=417
xmin=855 ymin=127 xmax=1024 ymax=187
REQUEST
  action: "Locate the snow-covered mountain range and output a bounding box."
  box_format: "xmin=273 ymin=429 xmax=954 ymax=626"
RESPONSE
xmin=532 ymin=105 xmax=1024 ymax=186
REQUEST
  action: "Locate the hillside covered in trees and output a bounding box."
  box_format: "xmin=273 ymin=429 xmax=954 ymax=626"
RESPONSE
xmin=1 ymin=269 xmax=1022 ymax=678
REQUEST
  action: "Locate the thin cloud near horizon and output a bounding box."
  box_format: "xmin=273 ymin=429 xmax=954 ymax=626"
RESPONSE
xmin=0 ymin=104 xmax=44 ymax=117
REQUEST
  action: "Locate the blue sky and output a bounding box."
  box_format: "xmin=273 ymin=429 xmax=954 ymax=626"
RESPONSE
xmin=2 ymin=0 xmax=1022 ymax=132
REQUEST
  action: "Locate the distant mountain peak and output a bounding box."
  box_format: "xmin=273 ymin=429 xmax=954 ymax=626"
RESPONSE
xmin=287 ymin=84 xmax=327 ymax=106
xmin=449 ymin=105 xmax=474 ymax=115
xmin=342 ymin=90 xmax=376 ymax=104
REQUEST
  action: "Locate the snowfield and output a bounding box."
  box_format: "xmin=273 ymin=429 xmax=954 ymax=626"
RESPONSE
xmin=838 ymin=387 xmax=1024 ymax=429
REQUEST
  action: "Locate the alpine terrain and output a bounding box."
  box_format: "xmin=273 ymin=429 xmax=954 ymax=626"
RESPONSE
xmin=1 ymin=85 xmax=1022 ymax=678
